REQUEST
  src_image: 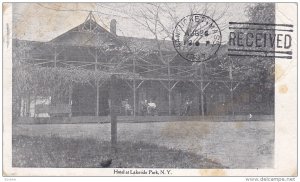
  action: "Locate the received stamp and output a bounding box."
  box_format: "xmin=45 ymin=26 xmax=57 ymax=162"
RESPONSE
xmin=172 ymin=14 xmax=222 ymax=62
xmin=228 ymin=22 xmax=293 ymax=59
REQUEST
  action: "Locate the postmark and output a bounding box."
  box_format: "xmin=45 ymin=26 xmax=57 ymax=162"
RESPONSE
xmin=172 ymin=14 xmax=222 ymax=62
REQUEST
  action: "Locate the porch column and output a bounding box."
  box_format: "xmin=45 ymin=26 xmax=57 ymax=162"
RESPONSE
xmin=222 ymin=63 xmax=239 ymax=119
xmin=192 ymin=80 xmax=210 ymax=119
xmin=200 ymin=63 xmax=205 ymax=118
xmin=168 ymin=62 xmax=171 ymax=115
xmin=230 ymin=63 xmax=234 ymax=117
xmin=96 ymin=82 xmax=99 ymax=116
xmin=200 ymin=81 xmax=205 ymax=117
xmin=54 ymin=47 xmax=57 ymax=68
xmin=26 ymin=93 xmax=31 ymax=117
xmin=133 ymin=59 xmax=136 ymax=117
xmin=68 ymin=83 xmax=73 ymax=117
xmin=95 ymin=49 xmax=99 ymax=116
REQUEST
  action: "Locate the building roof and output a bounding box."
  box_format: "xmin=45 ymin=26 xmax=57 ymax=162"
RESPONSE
xmin=13 ymin=12 xmax=228 ymax=67
xmin=50 ymin=12 xmax=122 ymax=47
xmin=49 ymin=12 xmax=227 ymax=57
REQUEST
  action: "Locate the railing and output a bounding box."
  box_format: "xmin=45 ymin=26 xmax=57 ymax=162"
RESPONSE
xmin=35 ymin=103 xmax=71 ymax=117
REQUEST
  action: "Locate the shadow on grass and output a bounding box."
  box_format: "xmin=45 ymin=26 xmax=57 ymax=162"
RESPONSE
xmin=13 ymin=135 xmax=226 ymax=168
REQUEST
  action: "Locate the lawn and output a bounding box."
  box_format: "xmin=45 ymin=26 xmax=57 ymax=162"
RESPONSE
xmin=12 ymin=135 xmax=225 ymax=168
xmin=13 ymin=120 xmax=274 ymax=168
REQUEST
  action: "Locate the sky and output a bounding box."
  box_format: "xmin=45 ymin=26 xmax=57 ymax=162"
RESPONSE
xmin=12 ymin=3 xmax=252 ymax=42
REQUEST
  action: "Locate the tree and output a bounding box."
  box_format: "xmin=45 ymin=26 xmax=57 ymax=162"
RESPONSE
xmin=246 ymin=3 xmax=275 ymax=23
xmin=95 ymin=3 xmax=230 ymax=116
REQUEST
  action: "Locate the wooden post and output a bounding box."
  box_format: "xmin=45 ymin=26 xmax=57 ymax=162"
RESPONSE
xmin=229 ymin=62 xmax=234 ymax=118
xmin=194 ymin=65 xmax=200 ymax=116
xmin=179 ymin=91 xmax=182 ymax=116
xmin=168 ymin=90 xmax=171 ymax=116
xmin=21 ymin=97 xmax=25 ymax=117
xmin=68 ymin=84 xmax=73 ymax=118
xmin=17 ymin=96 xmax=22 ymax=117
xmin=168 ymin=62 xmax=171 ymax=116
xmin=200 ymin=63 xmax=205 ymax=118
xmin=95 ymin=49 xmax=99 ymax=116
xmin=54 ymin=47 xmax=57 ymax=68
xmin=110 ymin=75 xmax=118 ymax=153
xmin=231 ymin=82 xmax=234 ymax=118
xmin=192 ymin=80 xmax=209 ymax=119
xmin=96 ymin=83 xmax=99 ymax=116
xmin=33 ymin=95 xmax=37 ymax=118
xmin=133 ymin=59 xmax=136 ymax=117
xmin=200 ymin=81 xmax=205 ymax=118
xmin=26 ymin=93 xmax=31 ymax=117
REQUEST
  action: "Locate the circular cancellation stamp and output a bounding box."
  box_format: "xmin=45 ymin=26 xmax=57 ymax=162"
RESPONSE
xmin=172 ymin=14 xmax=222 ymax=62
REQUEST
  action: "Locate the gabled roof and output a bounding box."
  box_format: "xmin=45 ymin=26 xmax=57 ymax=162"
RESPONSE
xmin=14 ymin=12 xmax=228 ymax=67
xmin=48 ymin=12 xmax=228 ymax=57
xmin=50 ymin=12 xmax=122 ymax=47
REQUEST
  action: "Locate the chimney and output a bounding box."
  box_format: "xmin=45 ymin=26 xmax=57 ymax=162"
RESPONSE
xmin=110 ymin=19 xmax=117 ymax=35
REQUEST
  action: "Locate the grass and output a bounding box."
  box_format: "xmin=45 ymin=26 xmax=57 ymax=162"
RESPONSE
xmin=12 ymin=135 xmax=226 ymax=168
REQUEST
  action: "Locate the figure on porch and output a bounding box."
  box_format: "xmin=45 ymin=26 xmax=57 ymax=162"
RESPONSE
xmin=141 ymin=100 xmax=148 ymax=116
xmin=147 ymin=99 xmax=157 ymax=116
xmin=122 ymin=99 xmax=132 ymax=116
xmin=183 ymin=97 xmax=192 ymax=116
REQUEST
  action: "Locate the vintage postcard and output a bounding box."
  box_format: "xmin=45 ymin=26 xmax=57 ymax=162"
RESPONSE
xmin=2 ymin=2 xmax=297 ymax=176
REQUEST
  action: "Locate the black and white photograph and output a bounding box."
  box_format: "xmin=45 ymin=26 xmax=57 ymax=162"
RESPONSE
xmin=2 ymin=2 xmax=297 ymax=177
